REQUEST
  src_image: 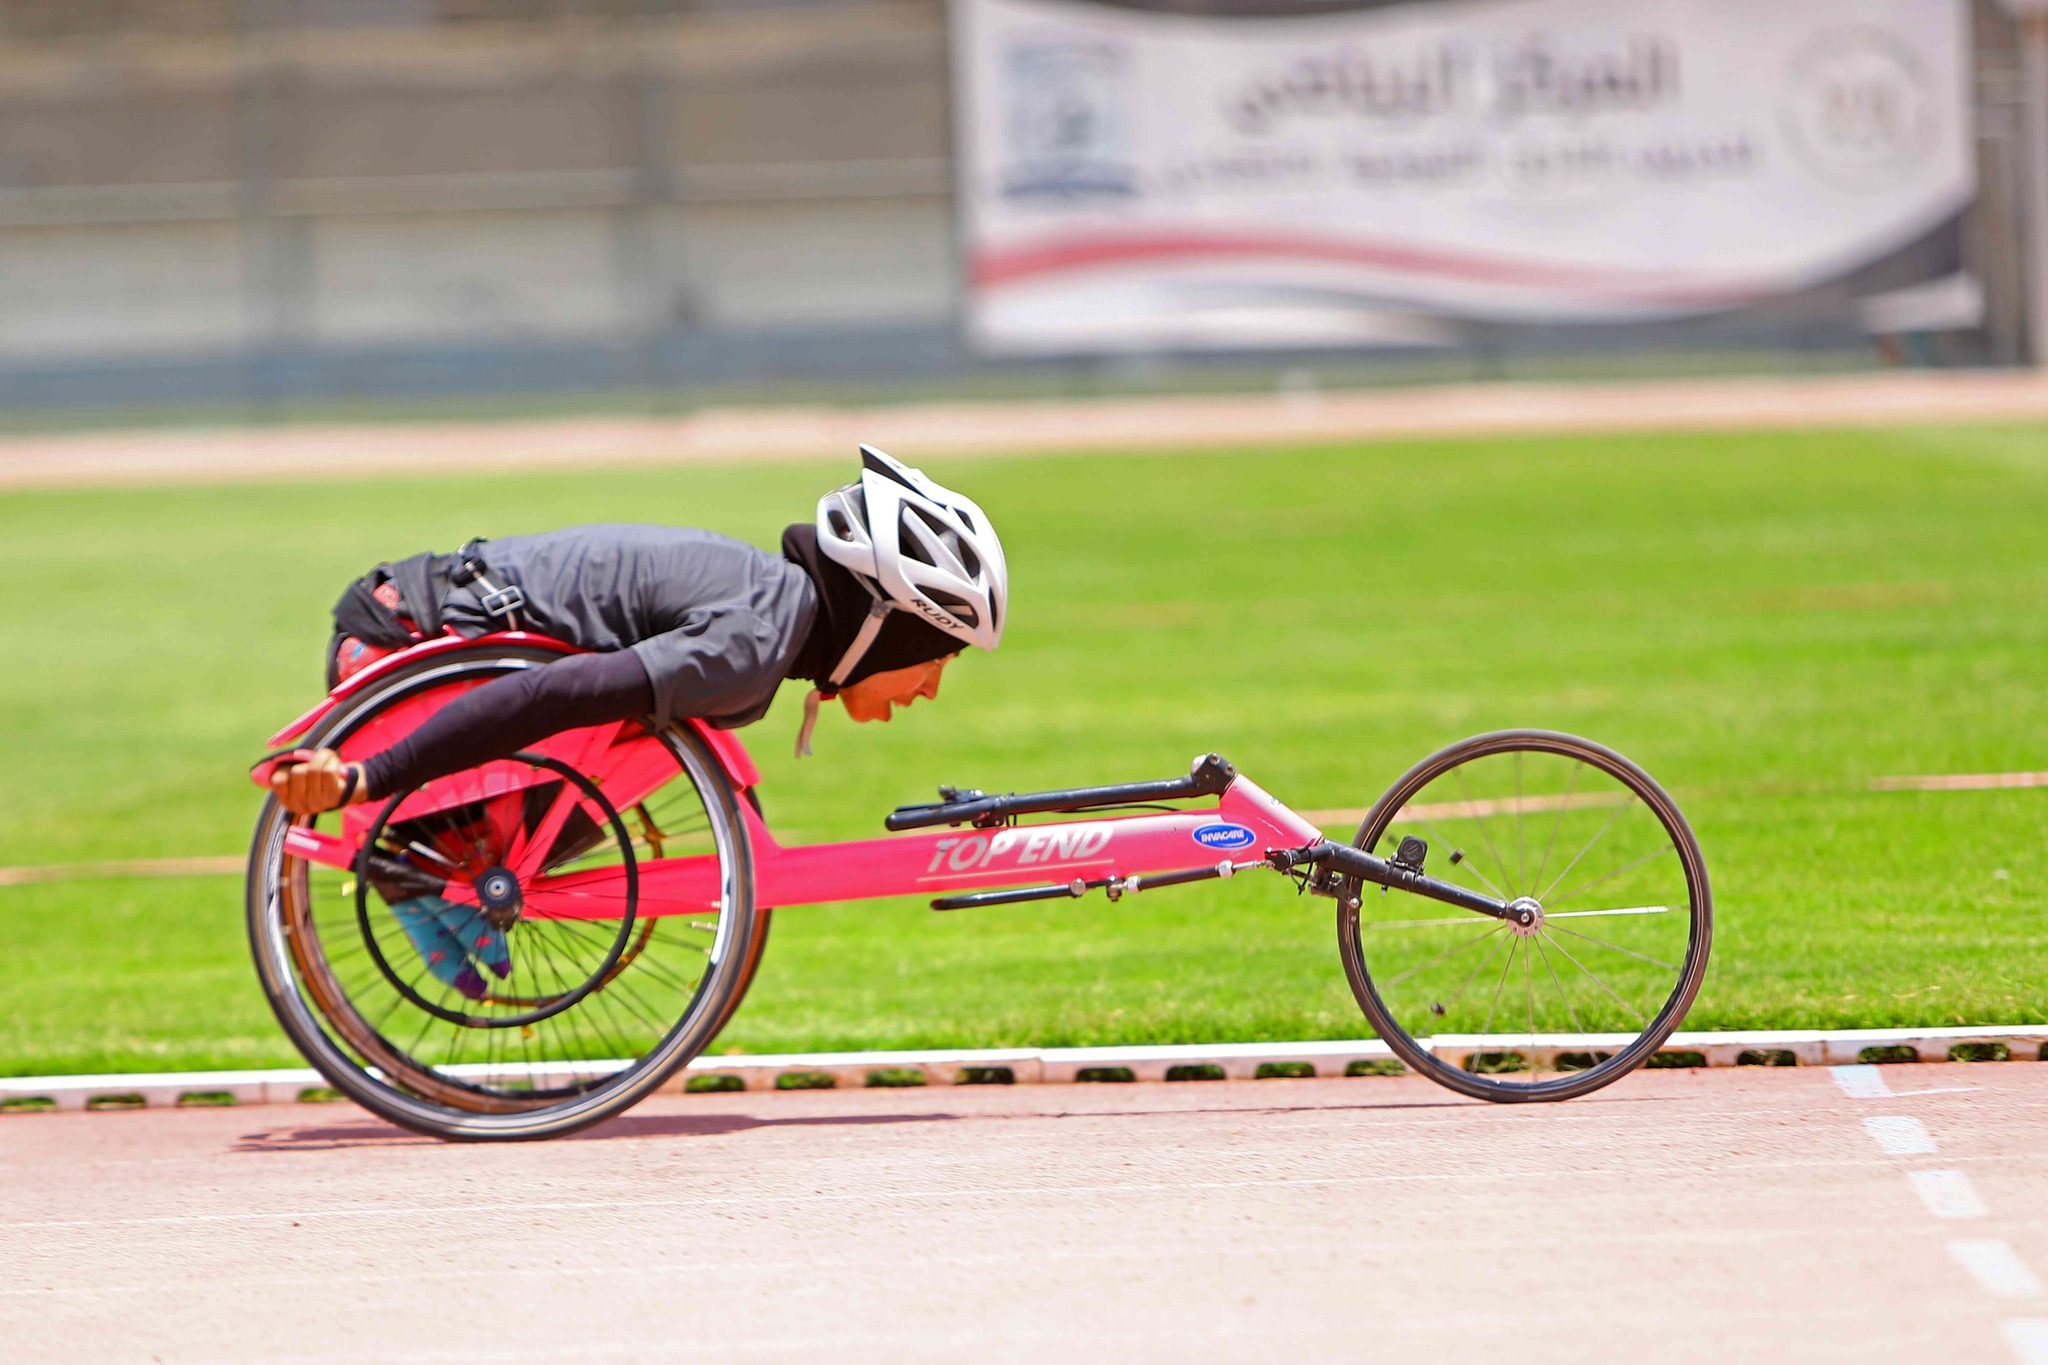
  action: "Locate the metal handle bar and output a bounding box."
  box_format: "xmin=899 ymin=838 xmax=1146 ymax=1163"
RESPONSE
xmin=931 ymin=876 xmax=1118 ymax=911
xmin=931 ymin=858 xmax=1248 ymax=912
xmin=886 ymin=753 xmax=1238 ymax=831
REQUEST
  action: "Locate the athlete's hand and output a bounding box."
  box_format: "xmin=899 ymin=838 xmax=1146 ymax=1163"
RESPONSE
xmin=271 ymin=748 xmax=369 ymax=815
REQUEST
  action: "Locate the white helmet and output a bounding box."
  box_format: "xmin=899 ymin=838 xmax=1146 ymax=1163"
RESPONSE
xmin=815 ymin=446 xmax=1007 ymax=684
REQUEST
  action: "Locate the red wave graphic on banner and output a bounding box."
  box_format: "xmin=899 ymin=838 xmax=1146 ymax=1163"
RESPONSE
xmin=971 ymin=231 xmax=1764 ymax=307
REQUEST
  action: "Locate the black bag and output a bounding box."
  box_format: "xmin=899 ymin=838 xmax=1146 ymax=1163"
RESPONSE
xmin=330 ymin=550 xmax=455 ymax=650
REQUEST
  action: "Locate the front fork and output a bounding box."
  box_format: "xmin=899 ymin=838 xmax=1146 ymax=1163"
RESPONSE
xmin=1267 ymin=839 xmax=1534 ymax=929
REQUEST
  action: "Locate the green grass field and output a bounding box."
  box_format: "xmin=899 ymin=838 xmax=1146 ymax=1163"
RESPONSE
xmin=4 ymin=422 xmax=2048 ymax=1076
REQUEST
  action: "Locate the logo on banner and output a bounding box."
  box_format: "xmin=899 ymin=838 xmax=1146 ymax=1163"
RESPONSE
xmin=1000 ymin=40 xmax=1136 ymax=199
xmin=1779 ymin=29 xmax=1941 ymax=191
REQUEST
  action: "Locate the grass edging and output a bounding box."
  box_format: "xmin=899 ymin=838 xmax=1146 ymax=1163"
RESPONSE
xmin=7 ymin=1026 xmax=2047 ymax=1114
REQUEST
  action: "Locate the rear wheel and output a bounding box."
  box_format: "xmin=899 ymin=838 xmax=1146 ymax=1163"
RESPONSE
xmin=707 ymin=906 xmax=772 ymax=1042
xmin=246 ymin=647 xmax=757 ymax=1140
xmin=1338 ymin=730 xmax=1711 ymax=1102
xmin=701 ymin=791 xmax=776 ymax=1043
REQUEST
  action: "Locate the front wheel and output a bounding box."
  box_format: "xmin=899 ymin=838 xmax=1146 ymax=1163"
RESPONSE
xmin=1338 ymin=730 xmax=1711 ymax=1102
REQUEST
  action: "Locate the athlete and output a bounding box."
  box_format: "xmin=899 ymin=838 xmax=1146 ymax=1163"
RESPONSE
xmin=266 ymin=446 xmax=1006 ymax=998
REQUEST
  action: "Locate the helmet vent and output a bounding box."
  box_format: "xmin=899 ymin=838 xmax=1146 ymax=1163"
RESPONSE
xmin=927 ymin=588 xmax=977 ymax=628
xmin=862 ymin=447 xmax=920 ymax=489
xmin=901 ymin=506 xmax=954 ymax=567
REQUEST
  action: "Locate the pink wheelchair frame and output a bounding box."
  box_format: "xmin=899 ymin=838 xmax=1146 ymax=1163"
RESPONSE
xmin=255 ymin=631 xmax=1357 ymax=923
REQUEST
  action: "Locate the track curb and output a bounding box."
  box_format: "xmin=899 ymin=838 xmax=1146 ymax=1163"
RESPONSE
xmin=5 ymin=1026 xmax=2046 ymax=1113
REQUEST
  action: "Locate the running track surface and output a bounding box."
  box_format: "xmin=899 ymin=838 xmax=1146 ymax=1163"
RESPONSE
xmin=4 ymin=1063 xmax=2045 ymax=1363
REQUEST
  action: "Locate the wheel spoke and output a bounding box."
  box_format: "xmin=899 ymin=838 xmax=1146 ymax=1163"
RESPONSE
xmin=400 ymin=979 xmax=451 ymax=1058
xmin=1534 ymin=937 xmax=1588 ymax=1036
xmin=1514 ymin=752 xmax=1526 ymax=897
xmin=548 ymin=916 xmax=700 ymax=1002
xmin=1551 ymin=923 xmax=1681 ymax=972
xmin=1547 ymin=845 xmax=1677 ymax=907
xmin=1535 ymin=795 xmax=1637 ymax=903
xmin=1452 ymin=764 xmax=1516 ymax=899
xmin=1368 ymin=913 xmax=1515 ymax=931
xmin=1541 ymin=931 xmax=1650 ymax=1026
xmin=402 ymin=841 xmax=465 ymax=874
xmin=529 ymin=929 xmax=632 ymax=1061
xmin=1528 ymin=760 xmax=1579 ymax=898
xmin=1523 ymin=926 xmax=1537 ymax=1048
xmin=1479 ymin=937 xmax=1520 ymax=1035
xmin=1377 ymin=922 xmax=1506 ymax=989
xmin=1409 ymin=816 xmax=1510 ymax=901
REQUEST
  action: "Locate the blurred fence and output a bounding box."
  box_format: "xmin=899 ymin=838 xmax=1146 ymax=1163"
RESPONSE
xmin=0 ymin=0 xmax=2037 ymax=414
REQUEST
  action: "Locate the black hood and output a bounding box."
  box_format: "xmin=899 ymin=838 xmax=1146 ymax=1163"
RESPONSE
xmin=781 ymin=524 xmax=961 ymax=690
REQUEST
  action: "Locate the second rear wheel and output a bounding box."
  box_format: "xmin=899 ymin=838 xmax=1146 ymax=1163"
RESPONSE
xmin=246 ymin=646 xmax=760 ymax=1140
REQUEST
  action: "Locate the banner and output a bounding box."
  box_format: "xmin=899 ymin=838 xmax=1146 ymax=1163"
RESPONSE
xmin=950 ymin=0 xmax=1976 ymax=352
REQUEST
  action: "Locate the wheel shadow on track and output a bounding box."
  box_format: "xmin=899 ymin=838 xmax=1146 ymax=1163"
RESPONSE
xmin=231 ymin=1109 xmax=958 ymax=1153
xmin=232 ymin=1090 xmax=1686 ymax=1153
xmin=1035 ymin=1095 xmax=1683 ymax=1124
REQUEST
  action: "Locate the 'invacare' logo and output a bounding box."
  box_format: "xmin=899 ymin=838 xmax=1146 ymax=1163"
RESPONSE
xmin=1192 ymin=823 xmax=1257 ymax=851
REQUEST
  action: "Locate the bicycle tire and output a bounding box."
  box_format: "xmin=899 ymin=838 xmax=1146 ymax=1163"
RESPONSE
xmin=246 ymin=645 xmax=759 ymax=1140
xmin=701 ymin=790 xmax=776 ymax=1043
xmin=1337 ymin=729 xmax=1711 ymax=1103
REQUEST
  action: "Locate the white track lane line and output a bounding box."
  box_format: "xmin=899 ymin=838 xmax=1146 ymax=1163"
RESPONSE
xmin=1950 ymin=1242 xmax=2046 ymax=1300
xmin=1836 ymin=1069 xmax=2044 ymax=1357
xmin=2004 ymin=1319 xmax=2048 ymax=1365
xmin=1832 ymin=1064 xmax=1892 ymax=1098
xmin=1863 ymin=1115 xmax=1938 ymax=1155
xmin=1910 ymin=1169 xmax=1988 ymax=1219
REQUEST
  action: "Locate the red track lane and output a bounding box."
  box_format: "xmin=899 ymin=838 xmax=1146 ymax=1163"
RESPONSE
xmin=3 ymin=1063 xmax=2045 ymax=1362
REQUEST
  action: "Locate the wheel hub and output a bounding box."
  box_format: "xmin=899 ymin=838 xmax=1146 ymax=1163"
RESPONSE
xmin=1505 ymin=895 xmax=1545 ymax=938
xmin=476 ymin=865 xmax=523 ymax=930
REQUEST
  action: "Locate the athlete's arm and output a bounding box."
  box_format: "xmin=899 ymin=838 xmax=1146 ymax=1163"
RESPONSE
xmin=360 ymin=649 xmax=655 ymax=801
xmin=272 ymin=650 xmax=655 ymax=815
